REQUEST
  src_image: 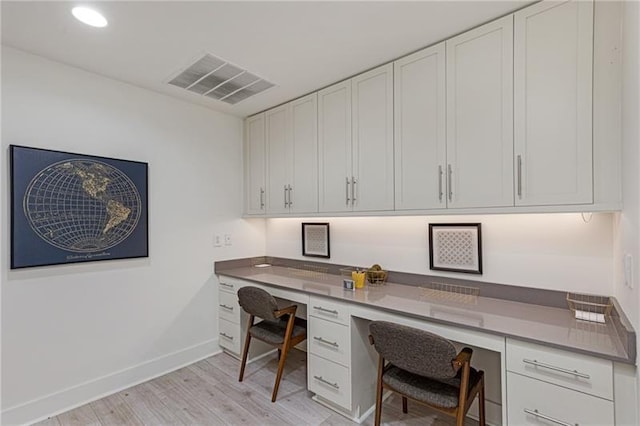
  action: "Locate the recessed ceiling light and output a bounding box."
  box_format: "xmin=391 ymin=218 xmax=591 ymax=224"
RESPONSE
xmin=71 ymin=7 xmax=108 ymax=28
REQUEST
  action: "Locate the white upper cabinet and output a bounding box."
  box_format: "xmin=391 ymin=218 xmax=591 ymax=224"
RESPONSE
xmin=266 ymin=105 xmax=290 ymax=214
xmin=266 ymin=94 xmax=318 ymax=215
xmin=290 ymin=93 xmax=318 ymax=214
xmin=446 ymin=16 xmax=514 ymax=209
xmin=318 ymin=80 xmax=352 ymax=213
xmin=394 ymin=43 xmax=446 ymax=210
xmin=244 ymin=113 xmax=266 ymax=215
xmin=514 ymin=0 xmax=594 ymax=206
xmin=319 ymin=64 xmax=394 ymax=213
xmin=351 ymin=63 xmax=394 ymax=212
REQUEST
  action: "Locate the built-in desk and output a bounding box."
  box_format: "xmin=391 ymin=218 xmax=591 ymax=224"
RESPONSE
xmin=215 ymin=261 xmax=636 ymax=425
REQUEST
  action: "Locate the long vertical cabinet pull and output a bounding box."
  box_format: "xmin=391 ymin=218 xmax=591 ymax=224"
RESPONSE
xmin=287 ymin=185 xmax=292 ymax=207
xmin=447 ymin=164 xmax=453 ymax=201
xmin=345 ymin=177 xmax=350 ymax=206
xmin=351 ymin=177 xmax=357 ymax=204
xmin=517 ymin=155 xmax=523 ymax=198
xmin=284 ymin=185 xmax=289 ymax=208
xmin=260 ymin=187 xmax=265 ymax=210
xmin=438 ymin=165 xmax=444 ymax=202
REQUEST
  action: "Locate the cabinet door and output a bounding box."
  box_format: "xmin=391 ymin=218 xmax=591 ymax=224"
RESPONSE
xmin=290 ymin=93 xmax=318 ymax=214
xmin=446 ymin=16 xmax=514 ymax=208
xmin=244 ymin=113 xmax=266 ymax=215
xmin=352 ymin=63 xmax=394 ymax=211
xmin=394 ymin=43 xmax=446 ymax=210
xmin=514 ymin=0 xmax=593 ymax=206
xmin=265 ymin=105 xmax=291 ymax=214
xmin=318 ymin=80 xmax=352 ymax=213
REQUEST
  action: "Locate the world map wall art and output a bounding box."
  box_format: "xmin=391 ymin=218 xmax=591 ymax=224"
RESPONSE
xmin=10 ymin=145 xmax=148 ymax=269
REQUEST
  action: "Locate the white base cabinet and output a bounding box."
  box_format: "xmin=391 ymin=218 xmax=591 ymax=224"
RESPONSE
xmin=506 ymin=338 xmax=615 ymax=426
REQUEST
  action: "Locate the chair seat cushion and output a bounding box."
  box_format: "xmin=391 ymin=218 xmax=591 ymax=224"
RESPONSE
xmin=249 ymin=317 xmax=307 ymax=345
xmin=383 ymin=365 xmax=481 ymax=409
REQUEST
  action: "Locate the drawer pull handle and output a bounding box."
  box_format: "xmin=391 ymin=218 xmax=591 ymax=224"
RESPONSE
xmin=522 ymin=359 xmax=591 ymax=379
xmin=313 ymin=306 xmax=339 ymax=315
xmin=220 ymin=283 xmax=234 ymax=288
xmin=219 ymin=332 xmax=234 ymax=340
xmin=313 ymin=336 xmax=339 ymax=347
xmin=524 ymin=408 xmax=577 ymax=426
xmin=313 ymin=375 xmax=340 ymax=389
xmin=219 ymin=304 xmax=234 ymax=310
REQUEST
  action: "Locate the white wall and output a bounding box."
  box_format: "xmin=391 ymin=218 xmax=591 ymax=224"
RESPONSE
xmin=613 ymin=0 xmax=640 ymax=420
xmin=0 ymin=47 xmax=265 ymax=424
xmin=267 ymin=213 xmax=614 ymax=294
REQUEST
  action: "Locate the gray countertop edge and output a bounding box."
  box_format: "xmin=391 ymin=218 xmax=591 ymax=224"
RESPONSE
xmin=215 ymin=257 xmax=636 ymax=365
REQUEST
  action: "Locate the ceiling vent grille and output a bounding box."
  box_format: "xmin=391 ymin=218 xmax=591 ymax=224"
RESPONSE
xmin=168 ymin=54 xmax=275 ymax=105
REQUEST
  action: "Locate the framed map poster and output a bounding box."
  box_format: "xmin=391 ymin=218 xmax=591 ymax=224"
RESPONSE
xmin=10 ymin=145 xmax=148 ymax=269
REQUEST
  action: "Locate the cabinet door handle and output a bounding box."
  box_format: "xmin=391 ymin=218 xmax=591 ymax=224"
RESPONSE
xmin=313 ymin=375 xmax=340 ymax=389
xmin=447 ymin=164 xmax=453 ymax=202
xmin=219 ymin=332 xmax=234 ymax=340
xmin=351 ymin=177 xmax=357 ymax=204
xmin=517 ymin=154 xmax=522 ymax=199
xmin=313 ymin=306 xmax=339 ymax=315
xmin=522 ymin=359 xmax=591 ymax=379
xmin=345 ymin=177 xmax=350 ymax=206
xmin=260 ymin=187 xmax=265 ymax=209
xmin=220 ymin=282 xmax=234 ymax=289
xmin=438 ymin=165 xmax=444 ymax=202
xmin=523 ymin=409 xmax=576 ymax=426
xmin=288 ymin=185 xmax=292 ymax=207
xmin=284 ymin=185 xmax=288 ymax=208
xmin=313 ymin=336 xmax=339 ymax=347
xmin=219 ymin=304 xmax=234 ymax=311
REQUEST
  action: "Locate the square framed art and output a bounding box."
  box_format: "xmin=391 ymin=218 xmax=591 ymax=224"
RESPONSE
xmin=429 ymin=223 xmax=482 ymax=274
xmin=301 ymin=222 xmax=330 ymax=258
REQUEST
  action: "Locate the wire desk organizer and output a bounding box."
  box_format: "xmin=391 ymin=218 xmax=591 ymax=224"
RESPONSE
xmin=421 ymin=282 xmax=480 ymax=305
xmin=287 ymin=264 xmax=330 ymax=280
xmin=566 ymin=292 xmax=612 ymax=324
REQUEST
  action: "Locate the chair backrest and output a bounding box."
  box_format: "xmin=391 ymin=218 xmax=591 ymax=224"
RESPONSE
xmin=369 ymin=321 xmax=458 ymax=379
xmin=237 ymin=286 xmax=279 ymax=321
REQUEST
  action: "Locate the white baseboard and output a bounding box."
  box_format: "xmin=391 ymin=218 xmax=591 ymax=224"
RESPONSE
xmin=2 ymin=339 xmax=221 ymax=425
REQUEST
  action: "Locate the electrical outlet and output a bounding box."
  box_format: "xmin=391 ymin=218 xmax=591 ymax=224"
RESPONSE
xmin=214 ymin=235 xmax=222 ymax=247
xmin=224 ymin=234 xmax=232 ymax=246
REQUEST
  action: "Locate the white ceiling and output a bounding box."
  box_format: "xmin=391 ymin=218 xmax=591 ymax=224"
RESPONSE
xmin=1 ymin=1 xmax=532 ymax=118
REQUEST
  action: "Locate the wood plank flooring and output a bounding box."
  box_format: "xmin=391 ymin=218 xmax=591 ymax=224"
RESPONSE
xmin=34 ymin=350 xmax=478 ymax=426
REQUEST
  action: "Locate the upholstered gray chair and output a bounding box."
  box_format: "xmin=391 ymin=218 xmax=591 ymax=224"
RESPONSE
xmin=237 ymin=286 xmax=307 ymax=402
xmin=368 ymin=321 xmax=485 ymax=426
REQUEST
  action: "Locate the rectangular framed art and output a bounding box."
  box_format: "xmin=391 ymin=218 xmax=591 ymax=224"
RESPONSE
xmin=428 ymin=223 xmax=482 ymax=274
xmin=301 ymin=222 xmax=330 ymax=258
xmin=10 ymin=145 xmax=148 ymax=269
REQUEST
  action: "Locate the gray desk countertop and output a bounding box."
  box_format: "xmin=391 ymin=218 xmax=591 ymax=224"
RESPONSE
xmin=215 ymin=261 xmax=636 ymax=365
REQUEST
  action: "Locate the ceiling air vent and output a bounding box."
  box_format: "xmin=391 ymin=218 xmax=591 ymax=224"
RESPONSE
xmin=168 ymin=54 xmax=275 ymax=105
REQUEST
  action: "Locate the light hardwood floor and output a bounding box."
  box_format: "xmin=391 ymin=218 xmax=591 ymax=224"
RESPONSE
xmin=34 ymin=349 xmax=478 ymax=426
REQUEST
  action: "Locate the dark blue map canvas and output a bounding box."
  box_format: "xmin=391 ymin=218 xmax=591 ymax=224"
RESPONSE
xmin=10 ymin=145 xmax=148 ymax=268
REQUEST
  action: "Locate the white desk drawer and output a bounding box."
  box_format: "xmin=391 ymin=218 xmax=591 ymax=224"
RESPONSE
xmin=308 ymin=354 xmax=351 ymax=410
xmin=507 ymin=372 xmax=614 ymax=426
xmin=219 ymin=318 xmax=241 ymax=355
xmin=219 ymin=290 xmax=240 ymax=324
xmin=309 ymin=296 xmax=350 ymax=325
xmin=218 ymin=275 xmax=251 ymax=294
xmin=506 ymin=338 xmax=613 ymax=400
xmin=309 ymin=317 xmax=350 ymax=367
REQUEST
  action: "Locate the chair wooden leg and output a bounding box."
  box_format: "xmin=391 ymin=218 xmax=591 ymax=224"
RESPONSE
xmin=402 ymin=396 xmax=408 ymax=413
xmin=374 ymin=357 xmax=385 ymax=426
xmin=238 ymin=315 xmax=254 ymax=382
xmin=478 ymin=375 xmax=486 ymax=426
xmin=271 ymin=344 xmax=289 ymax=402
